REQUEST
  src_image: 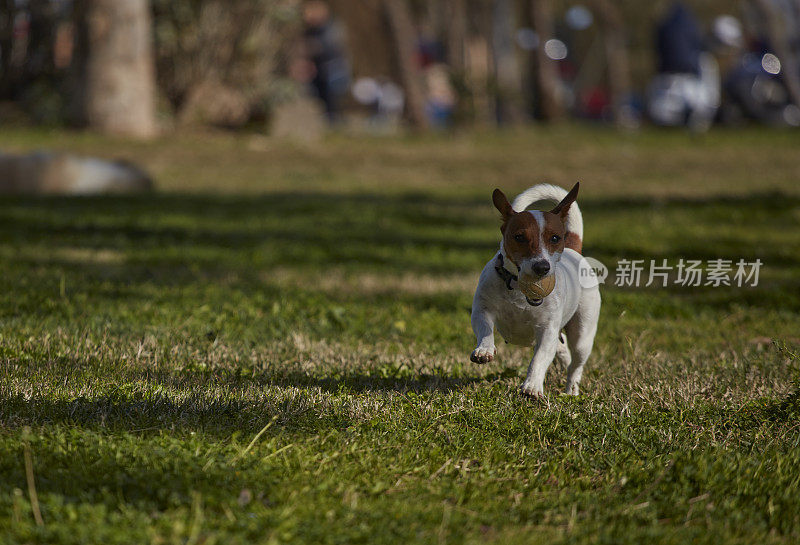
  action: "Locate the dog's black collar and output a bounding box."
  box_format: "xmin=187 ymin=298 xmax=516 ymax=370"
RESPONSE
xmin=494 ymin=253 xmax=517 ymax=290
xmin=494 ymin=254 xmax=542 ymax=307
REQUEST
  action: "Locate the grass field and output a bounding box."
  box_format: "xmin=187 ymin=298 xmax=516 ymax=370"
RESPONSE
xmin=1 ymin=126 xmax=799 ymax=544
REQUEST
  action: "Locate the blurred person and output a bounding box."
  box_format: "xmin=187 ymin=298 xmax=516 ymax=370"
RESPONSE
xmin=416 ymin=24 xmax=445 ymax=69
xmin=710 ymin=15 xmax=745 ymax=69
xmin=647 ymin=1 xmax=720 ymax=130
xmin=302 ymin=0 xmax=350 ymax=123
xmin=424 ymin=64 xmax=455 ymax=127
xmin=414 ymin=25 xmax=454 ymax=127
xmin=351 ymin=76 xmax=405 ymax=130
xmin=656 ymin=1 xmax=704 ymax=76
xmin=722 ymin=0 xmax=800 ymax=126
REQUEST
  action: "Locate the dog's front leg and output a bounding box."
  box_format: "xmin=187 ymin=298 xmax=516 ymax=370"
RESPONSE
xmin=521 ymin=326 xmax=559 ymax=397
xmin=470 ymin=307 xmax=496 ymax=364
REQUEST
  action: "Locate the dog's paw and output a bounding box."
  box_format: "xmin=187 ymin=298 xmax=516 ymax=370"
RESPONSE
xmin=520 ymin=382 xmax=545 ymax=399
xmin=564 ymin=382 xmax=580 ymax=396
xmin=470 ymin=346 xmax=495 ymax=364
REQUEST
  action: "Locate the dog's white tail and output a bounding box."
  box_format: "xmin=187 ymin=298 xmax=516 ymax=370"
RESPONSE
xmin=512 ymin=183 xmax=584 ymax=246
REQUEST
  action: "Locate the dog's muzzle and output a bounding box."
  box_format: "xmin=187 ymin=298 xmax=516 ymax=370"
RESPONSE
xmin=494 ymin=254 xmax=542 ymax=306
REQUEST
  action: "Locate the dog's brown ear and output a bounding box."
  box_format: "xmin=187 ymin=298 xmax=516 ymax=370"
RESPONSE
xmin=492 ymin=189 xmax=514 ymax=221
xmin=550 ymin=182 xmax=579 ymax=220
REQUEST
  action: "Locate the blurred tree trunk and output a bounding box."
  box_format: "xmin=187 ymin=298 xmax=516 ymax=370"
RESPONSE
xmin=444 ymin=0 xmax=471 ymax=123
xmin=74 ymin=0 xmax=157 ymax=137
xmin=752 ymin=0 xmax=800 ymax=109
xmin=592 ymin=0 xmax=633 ymax=128
xmin=470 ymin=3 xmax=495 ymax=126
xmin=383 ymin=0 xmax=429 ymax=130
xmin=0 ymin=0 xmax=13 ymax=98
xmin=23 ymin=1 xmax=58 ymax=86
xmin=530 ymin=0 xmax=562 ymax=121
xmin=491 ymin=0 xmax=525 ymax=125
xmin=445 ymin=0 xmax=467 ymax=75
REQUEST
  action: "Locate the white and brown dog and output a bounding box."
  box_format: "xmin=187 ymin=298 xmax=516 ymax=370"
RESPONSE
xmin=470 ymin=183 xmax=601 ymax=397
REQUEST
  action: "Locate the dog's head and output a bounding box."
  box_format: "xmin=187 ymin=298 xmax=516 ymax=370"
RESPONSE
xmin=493 ymin=183 xmax=579 ymax=279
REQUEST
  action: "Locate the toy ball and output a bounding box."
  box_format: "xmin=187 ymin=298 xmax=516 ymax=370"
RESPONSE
xmin=518 ymin=274 xmax=556 ymax=299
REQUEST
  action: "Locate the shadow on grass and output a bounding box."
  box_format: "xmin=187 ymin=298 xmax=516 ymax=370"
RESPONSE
xmin=258 ymin=369 xmax=497 ymax=394
xmin=0 ymin=388 xmax=350 ymax=437
xmin=2 ymin=189 xmax=797 ymax=257
xmin=0 ymin=365 xmax=511 ymax=436
xmin=1 ymin=189 xmax=798 ymax=313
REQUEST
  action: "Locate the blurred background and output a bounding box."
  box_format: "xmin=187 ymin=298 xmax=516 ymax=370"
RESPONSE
xmin=1 ymin=0 xmax=800 ymax=145
xmin=3 ymin=5 xmax=800 ymax=543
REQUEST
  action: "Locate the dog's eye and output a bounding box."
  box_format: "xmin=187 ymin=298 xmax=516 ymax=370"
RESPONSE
xmin=514 ymin=233 xmax=526 ymax=243
xmin=550 ymin=235 xmax=561 ymax=244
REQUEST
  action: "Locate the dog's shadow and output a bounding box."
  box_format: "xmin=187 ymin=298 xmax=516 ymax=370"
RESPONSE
xmin=260 ymin=369 xmax=493 ymax=394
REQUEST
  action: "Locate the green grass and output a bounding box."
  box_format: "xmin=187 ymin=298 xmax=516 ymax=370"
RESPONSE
xmin=1 ymin=126 xmax=799 ymax=544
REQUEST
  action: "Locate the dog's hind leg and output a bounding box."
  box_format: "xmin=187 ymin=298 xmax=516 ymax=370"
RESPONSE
xmin=563 ymin=289 xmax=601 ymax=395
xmin=554 ymin=334 xmax=571 ymax=371
xmin=521 ymin=325 xmax=560 ymax=397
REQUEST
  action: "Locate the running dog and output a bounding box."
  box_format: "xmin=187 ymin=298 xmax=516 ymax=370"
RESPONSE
xmin=470 ymin=183 xmax=601 ymax=397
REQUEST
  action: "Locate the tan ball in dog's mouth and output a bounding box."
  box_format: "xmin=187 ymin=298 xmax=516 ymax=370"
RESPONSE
xmin=518 ymin=274 xmax=556 ymax=300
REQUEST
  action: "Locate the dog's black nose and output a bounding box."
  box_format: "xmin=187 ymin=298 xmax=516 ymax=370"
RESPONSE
xmin=533 ymin=260 xmax=550 ymax=276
